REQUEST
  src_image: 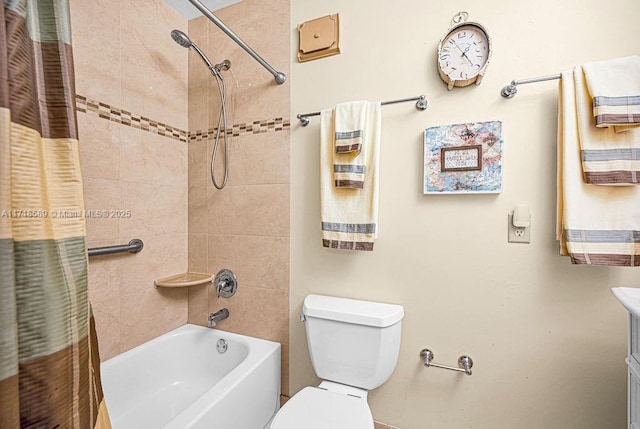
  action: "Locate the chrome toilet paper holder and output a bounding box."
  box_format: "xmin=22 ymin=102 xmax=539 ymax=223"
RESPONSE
xmin=420 ymin=348 xmax=473 ymax=376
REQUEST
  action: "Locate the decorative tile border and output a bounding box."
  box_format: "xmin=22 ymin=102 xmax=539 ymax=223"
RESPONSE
xmin=75 ymin=95 xmax=188 ymax=142
xmin=188 ymin=117 xmax=290 ymax=142
xmin=75 ymin=94 xmax=290 ymax=143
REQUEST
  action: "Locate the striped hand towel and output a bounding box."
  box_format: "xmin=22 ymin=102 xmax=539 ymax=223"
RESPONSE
xmin=320 ymin=102 xmax=381 ymax=251
xmin=574 ymin=66 xmax=640 ymax=185
xmin=557 ymin=70 xmax=640 ymax=266
xmin=333 ymin=101 xmax=369 ymax=189
xmin=334 ymin=101 xmax=367 ymax=153
xmin=583 ymin=55 xmax=640 ymax=132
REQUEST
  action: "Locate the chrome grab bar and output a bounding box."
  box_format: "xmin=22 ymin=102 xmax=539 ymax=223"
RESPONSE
xmin=420 ymin=348 xmax=473 ymax=376
xmin=88 ymin=239 xmax=143 ymax=257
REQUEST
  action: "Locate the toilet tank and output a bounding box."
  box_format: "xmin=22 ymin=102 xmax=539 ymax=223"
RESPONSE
xmin=302 ymin=295 xmax=404 ymax=391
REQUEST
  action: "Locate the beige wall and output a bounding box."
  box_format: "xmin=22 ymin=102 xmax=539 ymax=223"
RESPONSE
xmin=70 ymin=0 xmax=189 ymax=360
xmin=185 ymin=0 xmax=291 ymax=396
xmin=291 ymin=1 xmax=640 ymax=428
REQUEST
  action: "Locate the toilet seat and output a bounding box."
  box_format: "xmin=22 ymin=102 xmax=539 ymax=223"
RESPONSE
xmin=269 ymin=386 xmax=374 ymax=429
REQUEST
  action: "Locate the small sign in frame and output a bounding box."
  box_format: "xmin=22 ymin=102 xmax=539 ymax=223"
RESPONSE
xmin=441 ymin=145 xmax=482 ymax=172
xmin=423 ymin=120 xmax=503 ymax=194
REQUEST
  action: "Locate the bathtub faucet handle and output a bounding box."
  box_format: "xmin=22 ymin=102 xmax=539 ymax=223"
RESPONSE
xmin=215 ymin=269 xmax=238 ymax=298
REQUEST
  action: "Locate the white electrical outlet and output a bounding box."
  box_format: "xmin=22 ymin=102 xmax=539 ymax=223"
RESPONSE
xmin=508 ymin=213 xmax=530 ymax=243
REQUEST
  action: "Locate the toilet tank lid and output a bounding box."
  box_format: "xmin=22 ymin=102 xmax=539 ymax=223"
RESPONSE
xmin=303 ymin=295 xmax=404 ymax=328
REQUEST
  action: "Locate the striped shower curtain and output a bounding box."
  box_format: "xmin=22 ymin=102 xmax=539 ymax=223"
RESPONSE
xmin=0 ymin=1 xmax=110 ymax=427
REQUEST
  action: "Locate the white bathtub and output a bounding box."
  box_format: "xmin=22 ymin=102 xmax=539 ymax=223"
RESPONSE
xmin=101 ymin=324 xmax=281 ymax=429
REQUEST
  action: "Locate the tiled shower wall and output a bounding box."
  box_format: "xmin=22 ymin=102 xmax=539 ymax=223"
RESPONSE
xmin=70 ymin=0 xmax=290 ymax=396
xmin=185 ymin=0 xmax=291 ymax=396
xmin=70 ymin=0 xmax=189 ymax=360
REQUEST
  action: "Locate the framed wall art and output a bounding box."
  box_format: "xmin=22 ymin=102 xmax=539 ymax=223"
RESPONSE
xmin=424 ymin=120 xmax=503 ymax=194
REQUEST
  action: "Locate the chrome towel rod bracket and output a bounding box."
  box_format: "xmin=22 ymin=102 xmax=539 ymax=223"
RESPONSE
xmin=297 ymin=95 xmax=428 ymax=127
xmin=420 ymin=348 xmax=473 ymax=376
xmin=501 ymin=73 xmax=561 ymax=98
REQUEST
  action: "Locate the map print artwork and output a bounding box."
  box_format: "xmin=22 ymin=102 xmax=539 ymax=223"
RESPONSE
xmin=424 ymin=120 xmax=503 ymax=194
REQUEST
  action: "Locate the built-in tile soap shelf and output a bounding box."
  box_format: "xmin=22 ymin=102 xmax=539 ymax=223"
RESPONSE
xmin=154 ymin=272 xmax=213 ymax=288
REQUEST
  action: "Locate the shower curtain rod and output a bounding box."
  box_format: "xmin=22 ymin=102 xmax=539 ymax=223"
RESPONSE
xmin=501 ymin=73 xmax=561 ymax=98
xmin=296 ymin=95 xmax=429 ymax=126
xmin=187 ymin=0 xmax=286 ymax=85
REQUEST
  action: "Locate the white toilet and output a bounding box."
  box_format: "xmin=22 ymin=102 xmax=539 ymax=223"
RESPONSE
xmin=269 ymin=294 xmax=404 ymax=429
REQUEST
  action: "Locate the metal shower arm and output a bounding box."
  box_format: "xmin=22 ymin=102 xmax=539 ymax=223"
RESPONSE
xmin=187 ymin=0 xmax=286 ymax=85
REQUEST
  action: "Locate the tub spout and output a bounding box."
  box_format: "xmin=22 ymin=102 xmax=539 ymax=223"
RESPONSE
xmin=208 ymin=308 xmax=230 ymax=328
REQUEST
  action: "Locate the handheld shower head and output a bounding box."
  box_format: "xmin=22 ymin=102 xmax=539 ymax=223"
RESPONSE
xmin=170 ymin=29 xmax=218 ymax=74
xmin=170 ymin=30 xmax=192 ymax=48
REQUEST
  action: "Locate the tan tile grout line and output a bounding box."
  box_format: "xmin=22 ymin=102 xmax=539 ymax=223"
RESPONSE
xmin=75 ymin=94 xmax=290 ymax=143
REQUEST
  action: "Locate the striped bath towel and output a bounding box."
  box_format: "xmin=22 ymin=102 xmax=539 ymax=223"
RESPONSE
xmin=557 ymin=71 xmax=640 ymax=266
xmin=574 ymin=66 xmax=640 ymax=185
xmin=583 ymin=55 xmax=640 ymax=132
xmin=320 ymin=102 xmax=381 ymax=251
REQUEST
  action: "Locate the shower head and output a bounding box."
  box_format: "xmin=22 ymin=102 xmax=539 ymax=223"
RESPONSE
xmin=170 ymin=29 xmax=192 ymax=48
xmin=170 ymin=28 xmax=219 ymax=74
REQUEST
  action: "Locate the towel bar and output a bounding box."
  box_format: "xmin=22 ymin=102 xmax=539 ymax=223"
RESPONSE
xmin=296 ymin=95 xmax=428 ymax=126
xmin=501 ymin=73 xmax=561 ymax=98
xmin=420 ymin=348 xmax=473 ymax=376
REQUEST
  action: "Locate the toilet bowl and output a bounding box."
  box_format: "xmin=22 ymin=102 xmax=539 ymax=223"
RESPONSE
xmin=269 ymin=294 xmax=404 ymax=429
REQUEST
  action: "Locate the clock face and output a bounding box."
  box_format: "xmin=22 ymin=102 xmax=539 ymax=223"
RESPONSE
xmin=438 ymin=24 xmax=489 ymax=82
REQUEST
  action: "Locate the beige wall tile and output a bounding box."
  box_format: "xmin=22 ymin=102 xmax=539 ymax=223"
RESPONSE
xmin=206 ymin=184 xmax=289 ymax=236
xmin=119 ymin=127 xmax=187 ymax=186
xmin=118 ymin=234 xmax=187 ymax=296
xmin=188 ymin=233 xmax=208 ymax=273
xmin=78 ymin=113 xmax=121 ymax=181
xmin=188 ymin=187 xmax=208 ymax=234
xmin=69 ymin=0 xmax=121 ymax=107
xmin=87 ymin=251 xmax=121 ymax=303
xmin=227 ymin=131 xmax=290 ymax=186
xmin=188 ymin=36 xmax=211 ymax=89
xmin=92 ymin=296 xmax=121 ymax=362
xmin=202 ymin=10 xmax=289 ymax=126
xmin=209 ymin=284 xmax=288 ymax=345
xmin=188 ymin=139 xmax=209 ymax=188
xmin=188 ymin=84 xmax=211 ymax=133
xmin=187 ymin=283 xmax=209 ymax=326
xmin=206 ymin=83 xmax=225 ymax=132
xmin=83 ymin=179 xmax=121 ymax=242
xmin=188 ymin=16 xmax=208 ymax=40
xmin=206 ymin=235 xmax=289 ymax=290
xmin=230 ymin=11 xmax=289 ymax=75
xmin=120 ymin=182 xmax=187 ymax=237
xmin=120 ymin=0 xmax=188 ymax=130
xmin=230 ymin=74 xmax=290 ymax=126
xmin=120 ymin=287 xmax=188 ymax=354
xmin=213 ymin=0 xmax=290 ymax=39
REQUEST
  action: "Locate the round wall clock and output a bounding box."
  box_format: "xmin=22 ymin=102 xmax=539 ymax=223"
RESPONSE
xmin=437 ymin=12 xmax=492 ymax=90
